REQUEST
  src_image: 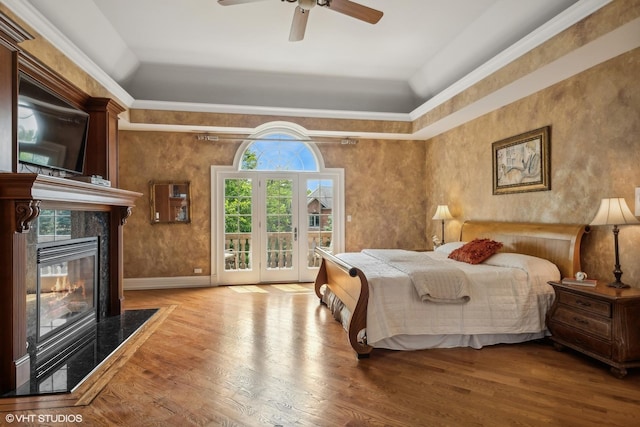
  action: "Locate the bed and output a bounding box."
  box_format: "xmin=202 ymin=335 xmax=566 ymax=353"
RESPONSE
xmin=314 ymin=221 xmax=587 ymax=358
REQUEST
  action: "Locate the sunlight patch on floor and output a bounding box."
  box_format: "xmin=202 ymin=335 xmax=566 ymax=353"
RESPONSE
xmin=227 ymin=285 xmax=269 ymax=293
xmin=272 ymin=284 xmax=313 ymax=293
xmin=226 ymin=284 xmax=313 ymax=293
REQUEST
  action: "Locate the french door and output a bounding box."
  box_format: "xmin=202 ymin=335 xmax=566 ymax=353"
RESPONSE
xmin=260 ymin=174 xmax=299 ymax=282
xmin=214 ymin=169 xmax=342 ymax=285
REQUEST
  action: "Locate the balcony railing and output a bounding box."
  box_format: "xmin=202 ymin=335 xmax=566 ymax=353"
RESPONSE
xmin=224 ymin=231 xmax=332 ymax=270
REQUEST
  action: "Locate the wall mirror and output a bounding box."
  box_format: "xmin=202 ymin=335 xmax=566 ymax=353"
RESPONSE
xmin=150 ymin=181 xmax=191 ymax=224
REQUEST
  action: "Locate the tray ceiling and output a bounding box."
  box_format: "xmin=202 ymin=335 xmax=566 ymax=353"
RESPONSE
xmin=5 ymin=0 xmax=633 ymax=139
xmin=17 ymin=0 xmax=582 ymax=114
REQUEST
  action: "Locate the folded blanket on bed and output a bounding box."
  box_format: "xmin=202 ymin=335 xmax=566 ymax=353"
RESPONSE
xmin=362 ymin=249 xmax=471 ymax=304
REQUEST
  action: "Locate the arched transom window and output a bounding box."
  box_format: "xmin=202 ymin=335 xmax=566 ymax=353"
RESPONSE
xmin=239 ymin=131 xmax=320 ymax=172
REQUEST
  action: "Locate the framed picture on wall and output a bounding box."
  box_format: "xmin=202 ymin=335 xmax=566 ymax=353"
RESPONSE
xmin=492 ymin=126 xmax=551 ymax=195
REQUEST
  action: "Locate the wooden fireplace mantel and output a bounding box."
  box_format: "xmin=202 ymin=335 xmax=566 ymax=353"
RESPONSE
xmin=0 ymin=10 xmax=141 ymax=395
xmin=0 ymin=173 xmax=141 ymax=213
xmin=0 ymin=173 xmax=141 ymax=393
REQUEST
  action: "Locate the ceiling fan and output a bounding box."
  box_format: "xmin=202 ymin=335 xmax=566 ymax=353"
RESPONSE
xmin=218 ymin=0 xmax=383 ymax=42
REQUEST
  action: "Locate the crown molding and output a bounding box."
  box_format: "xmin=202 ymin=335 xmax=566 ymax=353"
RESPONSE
xmin=409 ymin=0 xmax=612 ymax=120
xmin=2 ymin=0 xmax=134 ymax=106
xmin=130 ymin=99 xmax=411 ymax=122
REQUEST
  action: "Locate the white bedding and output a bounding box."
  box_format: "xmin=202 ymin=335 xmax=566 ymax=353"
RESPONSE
xmin=362 ymin=249 xmax=471 ymax=303
xmin=335 ymin=249 xmax=559 ymax=349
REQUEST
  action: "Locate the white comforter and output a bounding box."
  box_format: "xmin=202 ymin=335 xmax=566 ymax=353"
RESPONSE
xmin=336 ymin=249 xmax=559 ymax=347
xmin=362 ymin=249 xmax=471 ymax=303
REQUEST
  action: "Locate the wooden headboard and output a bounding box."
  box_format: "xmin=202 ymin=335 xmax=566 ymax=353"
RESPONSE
xmin=459 ymin=221 xmax=587 ymax=279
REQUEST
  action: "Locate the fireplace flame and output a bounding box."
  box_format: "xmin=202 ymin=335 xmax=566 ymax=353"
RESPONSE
xmin=51 ymin=276 xmax=87 ymax=298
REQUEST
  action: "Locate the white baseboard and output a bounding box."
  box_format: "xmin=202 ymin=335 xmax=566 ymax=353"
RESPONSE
xmin=124 ymin=275 xmax=215 ymax=290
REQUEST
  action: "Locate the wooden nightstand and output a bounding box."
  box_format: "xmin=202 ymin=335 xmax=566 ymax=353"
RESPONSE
xmin=547 ymin=281 xmax=640 ymax=378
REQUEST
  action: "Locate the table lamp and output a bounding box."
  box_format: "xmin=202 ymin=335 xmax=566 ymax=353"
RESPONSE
xmin=589 ymin=197 xmax=639 ymax=288
xmin=432 ymin=205 xmax=453 ymax=244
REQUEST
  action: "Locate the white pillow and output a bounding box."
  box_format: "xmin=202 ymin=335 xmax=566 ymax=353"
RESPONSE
xmin=434 ymin=241 xmax=466 ymax=255
xmin=483 ymin=252 xmax=560 ymax=279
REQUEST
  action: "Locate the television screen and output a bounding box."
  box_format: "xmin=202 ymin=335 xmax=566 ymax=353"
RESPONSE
xmin=17 ymin=74 xmax=89 ymax=175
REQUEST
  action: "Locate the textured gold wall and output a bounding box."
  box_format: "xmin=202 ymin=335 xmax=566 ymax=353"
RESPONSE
xmin=425 ymin=47 xmax=640 ymax=287
xmin=318 ymin=140 xmax=427 ymax=251
xmin=119 ymin=133 xmax=427 ymax=278
xmin=119 ymin=131 xmax=235 ymax=278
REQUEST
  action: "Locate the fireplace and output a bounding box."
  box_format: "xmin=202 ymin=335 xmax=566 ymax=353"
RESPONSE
xmin=0 ymin=173 xmax=141 ymax=394
xmin=30 ymin=237 xmax=99 ymax=378
xmin=24 ymin=208 xmax=112 ymax=334
xmin=11 ymin=210 xmax=156 ymax=398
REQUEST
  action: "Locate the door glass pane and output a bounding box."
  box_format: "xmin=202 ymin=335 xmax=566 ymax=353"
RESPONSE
xmin=265 ymin=179 xmax=294 ymax=270
xmin=306 ymin=179 xmax=333 ymax=267
xmin=224 ymin=178 xmax=252 ymax=271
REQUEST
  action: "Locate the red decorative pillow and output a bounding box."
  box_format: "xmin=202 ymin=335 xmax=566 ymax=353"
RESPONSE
xmin=448 ymin=238 xmax=503 ymax=264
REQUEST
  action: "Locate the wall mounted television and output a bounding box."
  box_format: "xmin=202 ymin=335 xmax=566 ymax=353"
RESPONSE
xmin=17 ymin=73 xmax=90 ymax=175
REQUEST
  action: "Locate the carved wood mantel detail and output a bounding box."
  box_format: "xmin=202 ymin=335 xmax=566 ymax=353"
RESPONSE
xmin=15 ymin=199 xmax=40 ymax=233
xmin=120 ymin=206 xmax=133 ymax=226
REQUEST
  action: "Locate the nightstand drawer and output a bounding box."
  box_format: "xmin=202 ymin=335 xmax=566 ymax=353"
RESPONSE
xmin=554 ymin=306 xmax=611 ymax=339
xmin=557 ymin=291 xmax=611 ymax=317
xmin=548 ymin=281 xmax=640 ymax=377
xmin=550 ymin=323 xmax=612 ymax=359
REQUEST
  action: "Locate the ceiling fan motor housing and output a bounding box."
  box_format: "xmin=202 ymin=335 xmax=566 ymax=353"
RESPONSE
xmin=298 ymin=0 xmax=316 ymax=11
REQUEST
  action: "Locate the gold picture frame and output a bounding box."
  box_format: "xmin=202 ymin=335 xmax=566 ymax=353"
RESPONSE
xmin=492 ymin=126 xmax=550 ymax=195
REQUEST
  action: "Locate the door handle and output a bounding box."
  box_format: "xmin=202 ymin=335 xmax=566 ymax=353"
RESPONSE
xmin=294 ymin=227 xmax=298 ymax=241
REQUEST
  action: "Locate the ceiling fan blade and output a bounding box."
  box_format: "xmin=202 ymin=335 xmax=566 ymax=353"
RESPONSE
xmin=289 ymin=6 xmax=310 ymax=42
xmin=326 ymin=0 xmax=383 ymax=24
xmin=218 ymin=0 xmax=269 ymax=6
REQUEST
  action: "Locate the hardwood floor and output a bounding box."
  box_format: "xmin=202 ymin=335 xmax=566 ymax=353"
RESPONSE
xmin=2 ymin=284 xmax=640 ymax=426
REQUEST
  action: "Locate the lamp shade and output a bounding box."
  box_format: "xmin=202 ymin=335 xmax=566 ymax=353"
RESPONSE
xmin=589 ymin=198 xmax=639 ymax=226
xmin=432 ymin=205 xmax=453 ymax=221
